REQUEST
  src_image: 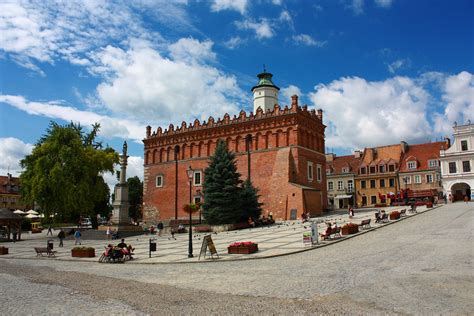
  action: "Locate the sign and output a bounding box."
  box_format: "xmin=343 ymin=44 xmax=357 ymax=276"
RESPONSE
xmin=303 ymin=231 xmax=312 ymax=245
xmin=311 ymin=222 xmax=318 ymax=245
xmin=199 ymin=235 xmax=219 ymax=260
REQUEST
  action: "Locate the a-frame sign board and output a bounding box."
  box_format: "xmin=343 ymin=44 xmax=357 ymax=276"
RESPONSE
xmin=198 ymin=234 xmax=219 ymax=260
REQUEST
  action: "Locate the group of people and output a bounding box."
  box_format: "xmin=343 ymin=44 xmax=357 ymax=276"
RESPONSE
xmin=104 ymin=239 xmax=135 ymax=260
xmin=248 ymin=214 xmax=275 ymax=227
xmin=301 ymin=212 xmax=311 ymax=223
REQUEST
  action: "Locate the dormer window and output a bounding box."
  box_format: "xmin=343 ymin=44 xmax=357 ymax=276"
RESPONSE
xmin=326 ymin=169 xmax=332 ymax=175
xmin=388 ymin=164 xmax=395 ymax=172
xmin=379 ymin=165 xmax=385 ymax=173
xmin=407 ymin=161 xmax=417 ymax=170
xmin=342 ymin=167 xmax=349 ymax=173
xmin=369 ymin=166 xmax=376 ymax=174
xmin=428 ymin=160 xmax=438 ymax=168
xmin=360 ymin=167 xmax=366 ymax=175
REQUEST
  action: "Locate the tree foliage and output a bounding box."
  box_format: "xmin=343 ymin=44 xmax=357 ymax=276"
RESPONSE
xmin=202 ymin=139 xmax=263 ymax=225
xmin=20 ymin=122 xmax=118 ymax=222
xmin=127 ymin=176 xmax=143 ymax=221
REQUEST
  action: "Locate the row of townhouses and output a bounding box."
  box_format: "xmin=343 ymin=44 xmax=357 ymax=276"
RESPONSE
xmin=327 ymin=122 xmax=474 ymax=209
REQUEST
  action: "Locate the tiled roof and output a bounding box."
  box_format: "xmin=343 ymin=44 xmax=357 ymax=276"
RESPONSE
xmin=326 ymin=155 xmax=361 ymax=175
xmin=362 ymin=144 xmax=402 ymax=165
xmin=399 ymin=142 xmax=445 ymax=172
xmin=0 ymin=175 xmax=21 ymax=195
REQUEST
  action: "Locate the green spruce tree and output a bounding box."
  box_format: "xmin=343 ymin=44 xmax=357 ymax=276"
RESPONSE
xmin=239 ymin=179 xmax=263 ymax=222
xmin=202 ymin=139 xmax=242 ymax=224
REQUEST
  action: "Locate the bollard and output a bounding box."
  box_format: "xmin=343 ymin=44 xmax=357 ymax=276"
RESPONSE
xmin=149 ymin=238 xmax=156 ymax=258
xmin=47 ymin=239 xmax=54 ymax=250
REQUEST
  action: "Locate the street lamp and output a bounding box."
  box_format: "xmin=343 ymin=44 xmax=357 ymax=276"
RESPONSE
xmin=186 ymin=165 xmax=194 ymax=258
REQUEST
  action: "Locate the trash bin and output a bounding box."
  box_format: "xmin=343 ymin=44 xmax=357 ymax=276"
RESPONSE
xmin=47 ymin=239 xmax=54 ymax=250
xmin=149 ymin=238 xmax=156 ymax=258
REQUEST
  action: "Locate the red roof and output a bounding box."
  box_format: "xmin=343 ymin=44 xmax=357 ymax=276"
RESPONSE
xmin=326 ymin=155 xmax=361 ymax=175
xmin=0 ymin=175 xmax=21 ymax=195
xmin=399 ymin=142 xmax=445 ymax=172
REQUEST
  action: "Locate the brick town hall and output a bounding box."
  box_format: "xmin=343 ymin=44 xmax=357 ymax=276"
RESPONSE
xmin=143 ymin=71 xmax=327 ymax=223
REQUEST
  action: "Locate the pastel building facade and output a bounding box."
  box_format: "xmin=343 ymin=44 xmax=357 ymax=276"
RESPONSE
xmin=325 ymin=152 xmax=361 ymax=209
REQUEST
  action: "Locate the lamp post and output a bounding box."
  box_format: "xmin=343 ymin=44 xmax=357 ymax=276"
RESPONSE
xmin=186 ymin=166 xmax=194 ymax=258
xmin=245 ymin=134 xmax=252 ymax=181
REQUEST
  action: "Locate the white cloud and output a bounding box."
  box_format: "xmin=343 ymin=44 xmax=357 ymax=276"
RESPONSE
xmin=279 ymin=10 xmax=293 ymax=26
xmin=169 ymin=38 xmax=216 ymax=64
xmin=0 ymin=95 xmax=144 ymax=142
xmin=272 ymin=0 xmax=283 ymax=4
xmin=309 ymin=76 xmax=432 ymax=150
xmin=280 ymin=85 xmax=302 ymax=105
xmin=374 ymin=0 xmax=394 ymax=8
xmin=347 ymin=0 xmax=365 ymax=15
xmin=236 ymin=19 xmax=274 ymax=39
xmin=210 ymin=0 xmax=248 ymax=14
xmin=223 ymin=36 xmax=246 ymax=49
xmin=387 ymin=58 xmax=411 ymax=74
xmin=292 ymin=34 xmax=326 ymax=47
xmin=92 ymin=40 xmax=244 ymax=125
xmin=0 ymin=1 xmax=193 ymax=72
xmin=102 ymin=156 xmax=144 ymax=192
xmin=434 ymin=71 xmax=474 ymax=134
xmin=0 ymin=137 xmax=33 ymax=176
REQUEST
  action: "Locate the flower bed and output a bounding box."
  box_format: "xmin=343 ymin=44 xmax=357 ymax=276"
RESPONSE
xmin=0 ymin=246 xmax=8 ymax=255
xmin=228 ymin=241 xmax=258 ymax=254
xmin=341 ymin=223 xmax=359 ymax=235
xmin=71 ymin=247 xmax=95 ymax=258
xmin=389 ymin=211 xmax=401 ymax=220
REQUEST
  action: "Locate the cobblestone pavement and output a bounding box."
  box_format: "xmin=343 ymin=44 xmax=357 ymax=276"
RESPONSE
xmin=1 ymin=205 xmax=426 ymax=263
xmin=1 ymin=202 xmax=472 ymax=315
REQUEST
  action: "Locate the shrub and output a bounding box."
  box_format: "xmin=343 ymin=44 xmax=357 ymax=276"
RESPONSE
xmin=72 ymin=246 xmax=95 ymax=251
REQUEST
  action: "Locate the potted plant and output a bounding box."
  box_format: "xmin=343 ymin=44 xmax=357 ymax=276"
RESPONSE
xmin=0 ymin=246 xmax=8 ymax=255
xmin=341 ymin=223 xmax=359 ymax=235
xmin=71 ymin=246 xmax=95 ymax=257
xmin=389 ymin=211 xmax=401 ymax=220
xmin=228 ymin=241 xmax=258 ymax=254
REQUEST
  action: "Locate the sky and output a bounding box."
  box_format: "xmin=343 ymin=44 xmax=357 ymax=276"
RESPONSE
xmin=1 ymin=0 xmax=473 ymax=187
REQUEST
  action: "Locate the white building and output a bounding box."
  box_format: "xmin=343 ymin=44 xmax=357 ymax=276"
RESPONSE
xmin=440 ymin=122 xmax=474 ymax=201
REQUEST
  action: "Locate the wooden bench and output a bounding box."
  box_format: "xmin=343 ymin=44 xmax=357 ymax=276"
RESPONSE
xmin=34 ymin=247 xmax=56 ymax=257
xmin=400 ymin=209 xmax=407 ymax=217
xmin=359 ymin=219 xmax=371 ymax=229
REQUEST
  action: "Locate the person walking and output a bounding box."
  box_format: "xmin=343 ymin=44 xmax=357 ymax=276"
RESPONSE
xmin=106 ymin=226 xmax=111 ymax=240
xmin=157 ymin=222 xmax=164 ymax=237
xmin=58 ymin=229 xmax=65 ymax=247
xmin=47 ymin=225 xmax=53 ymax=236
xmin=74 ymin=229 xmax=82 ymax=245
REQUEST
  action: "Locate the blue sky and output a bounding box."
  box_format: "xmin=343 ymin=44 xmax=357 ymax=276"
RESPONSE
xmin=1 ymin=0 xmax=473 ymax=184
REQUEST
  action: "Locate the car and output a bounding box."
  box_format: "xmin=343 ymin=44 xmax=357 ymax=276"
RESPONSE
xmin=80 ymin=218 xmax=92 ymax=226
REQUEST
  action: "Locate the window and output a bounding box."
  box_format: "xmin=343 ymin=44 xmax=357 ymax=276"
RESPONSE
xmin=449 ymin=162 xmax=457 ymax=174
xmin=317 ymin=164 xmax=322 ymax=182
xmin=193 ymin=170 xmax=202 ymax=186
xmin=370 ymin=196 xmax=377 ymax=204
xmin=436 ymin=173 xmax=440 ymax=181
xmin=338 ymin=180 xmax=344 ymax=191
xmin=389 ymin=178 xmax=395 ymax=187
xmin=326 ymin=169 xmax=332 ymax=175
xmin=461 ymin=140 xmax=468 ymax=151
xmin=407 ymin=161 xmax=417 ymax=170
xmin=369 ymin=166 xmax=376 ymax=174
xmin=370 ymin=179 xmax=376 ymax=188
xmin=426 ymin=174 xmax=433 ymax=183
xmin=360 ymin=167 xmax=366 ymax=175
xmin=347 ymin=180 xmax=354 ymax=192
xmin=403 ymin=176 xmax=411 ymax=184
xmin=414 ymin=175 xmax=421 ymax=184
xmin=428 ymin=160 xmax=438 ymax=168
xmin=328 ymin=181 xmax=334 ymax=191
xmin=380 ymin=179 xmax=385 ymax=188
xmin=379 ymin=165 xmax=385 ymax=173
xmin=307 ymin=162 xmax=313 ymax=181
xmin=342 ymin=167 xmax=349 ymax=173
xmin=193 ymin=196 xmax=202 ymax=204
xmin=388 ymin=164 xmax=395 ymax=172
xmin=462 ymin=161 xmax=471 ymax=172
xmin=155 ymin=175 xmax=163 ymax=187
xmin=361 ymin=180 xmax=366 ymax=189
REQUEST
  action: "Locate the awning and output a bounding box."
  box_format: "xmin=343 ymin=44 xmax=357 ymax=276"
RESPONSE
xmin=334 ymin=195 xmax=353 ymax=199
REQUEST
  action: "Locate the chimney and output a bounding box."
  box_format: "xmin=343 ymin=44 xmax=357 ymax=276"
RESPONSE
xmin=146 ymin=125 xmax=151 ymax=138
xmin=291 ymin=95 xmax=298 ymax=111
xmin=325 ymin=153 xmax=335 ymax=162
xmin=317 ymin=108 xmax=323 ymax=121
xmin=400 ymin=141 xmax=408 ymax=153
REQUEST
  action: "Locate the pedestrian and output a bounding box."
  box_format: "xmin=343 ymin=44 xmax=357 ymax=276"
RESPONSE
xmin=74 ymin=229 xmax=82 ymax=245
xmin=106 ymin=226 xmax=111 ymax=240
xmin=348 ymin=205 xmax=354 ymax=218
xmin=157 ymin=222 xmax=164 ymax=236
xmin=58 ymin=229 xmax=65 ymax=247
xmin=464 ymin=195 xmax=469 ymax=204
xmin=47 ymin=225 xmax=53 ymax=236
xmin=12 ymin=227 xmax=17 ymax=243
xmin=449 ymin=194 xmax=453 ymax=203
xmin=443 ymin=194 xmax=447 ymax=204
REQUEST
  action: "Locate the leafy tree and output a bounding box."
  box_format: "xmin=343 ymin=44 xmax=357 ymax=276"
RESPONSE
xmin=239 ymin=179 xmax=263 ymax=222
xmin=20 ymin=122 xmax=118 ymax=222
xmin=202 ymin=139 xmax=242 ymax=224
xmin=127 ymin=176 xmax=143 ymax=221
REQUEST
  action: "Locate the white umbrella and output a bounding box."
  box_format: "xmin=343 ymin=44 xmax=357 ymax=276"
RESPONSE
xmin=27 ymin=210 xmax=39 ymax=215
xmin=26 ymin=214 xmax=39 ymax=219
xmin=14 ymin=210 xmax=26 ymax=215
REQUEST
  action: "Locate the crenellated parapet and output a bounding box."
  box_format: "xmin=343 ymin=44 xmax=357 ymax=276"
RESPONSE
xmin=145 ymin=95 xmax=323 ymax=139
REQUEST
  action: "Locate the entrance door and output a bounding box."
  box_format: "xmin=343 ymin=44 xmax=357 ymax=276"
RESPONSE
xmin=451 ymin=182 xmax=471 ymax=201
xmin=362 ymin=196 xmax=367 ymax=206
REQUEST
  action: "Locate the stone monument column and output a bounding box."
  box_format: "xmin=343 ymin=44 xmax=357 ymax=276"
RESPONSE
xmin=111 ymin=141 xmax=130 ymax=225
